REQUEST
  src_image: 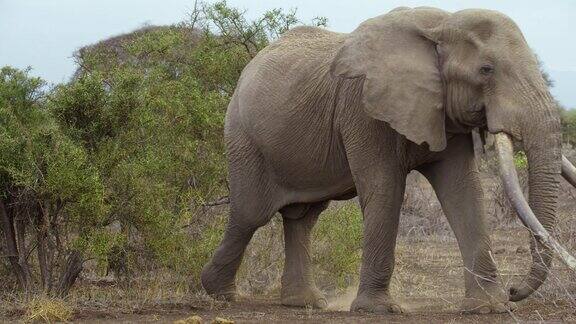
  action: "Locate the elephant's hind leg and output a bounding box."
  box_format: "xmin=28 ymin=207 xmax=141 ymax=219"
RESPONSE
xmin=201 ymin=131 xmax=279 ymax=301
xmin=201 ymin=221 xmax=257 ymax=300
xmin=201 ymin=199 xmax=277 ymax=300
xmin=280 ymin=201 xmax=329 ymax=309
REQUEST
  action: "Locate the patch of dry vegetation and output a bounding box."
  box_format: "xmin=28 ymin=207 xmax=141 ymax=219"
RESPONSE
xmin=24 ymin=297 xmax=73 ymax=323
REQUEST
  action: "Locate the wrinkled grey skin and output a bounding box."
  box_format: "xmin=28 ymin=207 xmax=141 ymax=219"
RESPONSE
xmin=201 ymin=7 xmax=561 ymax=314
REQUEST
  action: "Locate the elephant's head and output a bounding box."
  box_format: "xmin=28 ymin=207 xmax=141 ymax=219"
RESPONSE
xmin=331 ymin=7 xmax=576 ymax=301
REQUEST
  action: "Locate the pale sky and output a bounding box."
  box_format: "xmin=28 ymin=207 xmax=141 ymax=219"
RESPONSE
xmin=1 ymin=0 xmax=575 ymax=107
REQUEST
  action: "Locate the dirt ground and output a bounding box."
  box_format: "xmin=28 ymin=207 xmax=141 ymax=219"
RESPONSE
xmin=69 ymin=298 xmax=573 ymax=324
xmin=11 ymin=226 xmax=571 ymax=323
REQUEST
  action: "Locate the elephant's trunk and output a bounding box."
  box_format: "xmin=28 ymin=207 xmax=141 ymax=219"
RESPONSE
xmin=494 ymin=97 xmax=576 ymax=301
xmin=514 ymin=102 xmax=562 ymax=301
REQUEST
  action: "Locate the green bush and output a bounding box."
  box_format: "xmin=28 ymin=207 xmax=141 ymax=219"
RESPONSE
xmin=561 ymin=107 xmax=576 ymax=145
xmin=0 ymin=66 xmax=110 ymax=294
xmin=313 ymin=203 xmax=363 ymax=290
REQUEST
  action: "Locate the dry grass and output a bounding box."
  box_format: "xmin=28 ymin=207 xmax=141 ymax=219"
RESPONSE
xmin=173 ymin=315 xmax=203 ymax=324
xmin=24 ymin=297 xmax=73 ymax=323
xmin=400 ymin=172 xmax=450 ymax=238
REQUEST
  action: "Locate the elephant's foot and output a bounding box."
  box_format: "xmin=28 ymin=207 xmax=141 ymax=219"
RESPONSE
xmin=281 ymin=284 xmax=327 ymax=309
xmin=461 ymin=298 xmax=517 ymax=314
xmin=350 ymin=291 xmax=404 ymax=314
xmin=461 ymin=280 xmax=517 ymax=314
xmin=200 ymin=263 xmax=236 ymax=301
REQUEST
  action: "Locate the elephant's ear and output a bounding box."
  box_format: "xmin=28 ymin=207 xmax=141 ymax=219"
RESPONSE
xmin=331 ymin=8 xmax=448 ymax=151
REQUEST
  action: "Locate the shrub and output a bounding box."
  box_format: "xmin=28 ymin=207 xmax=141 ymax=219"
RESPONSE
xmin=313 ymin=203 xmax=363 ymax=291
xmin=0 ymin=66 xmax=109 ymax=295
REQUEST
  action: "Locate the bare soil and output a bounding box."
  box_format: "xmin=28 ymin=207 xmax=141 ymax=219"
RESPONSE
xmin=71 ymin=298 xmax=573 ymax=324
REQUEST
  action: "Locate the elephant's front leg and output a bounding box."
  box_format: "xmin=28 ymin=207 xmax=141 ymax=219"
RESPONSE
xmin=419 ymin=135 xmax=516 ymax=314
xmin=351 ymin=168 xmax=407 ymax=314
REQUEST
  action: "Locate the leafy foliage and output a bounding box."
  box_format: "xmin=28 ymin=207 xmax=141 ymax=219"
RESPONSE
xmin=313 ymin=204 xmax=363 ymax=290
xmin=0 ymin=1 xmax=328 ymax=295
xmin=0 ymin=67 xmax=108 ymax=294
xmin=561 ymin=108 xmax=576 ymax=145
xmin=514 ymin=151 xmax=528 ymax=169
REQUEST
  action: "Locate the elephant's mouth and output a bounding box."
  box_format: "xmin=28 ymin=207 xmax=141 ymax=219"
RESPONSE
xmin=459 ymin=103 xmax=487 ymax=129
xmin=494 ymin=133 xmax=576 ymax=271
xmin=447 ymin=103 xmax=487 ymax=133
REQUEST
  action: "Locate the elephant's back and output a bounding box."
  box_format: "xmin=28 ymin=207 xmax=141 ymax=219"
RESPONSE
xmin=252 ymin=25 xmax=344 ymax=64
xmin=264 ymin=26 xmax=344 ymax=58
xmin=225 ymin=26 xmax=354 ymax=192
xmin=232 ymin=26 xmax=346 ymax=142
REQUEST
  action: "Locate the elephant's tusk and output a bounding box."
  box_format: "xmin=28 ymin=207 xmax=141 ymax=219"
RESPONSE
xmin=495 ymin=133 xmax=576 ymax=271
xmin=561 ymin=155 xmax=576 ymax=188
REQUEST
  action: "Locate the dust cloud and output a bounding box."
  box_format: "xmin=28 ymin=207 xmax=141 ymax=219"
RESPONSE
xmin=327 ymin=285 xmax=358 ymax=311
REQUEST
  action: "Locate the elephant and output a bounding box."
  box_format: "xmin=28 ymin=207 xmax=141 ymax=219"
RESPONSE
xmin=201 ymin=6 xmax=576 ymax=314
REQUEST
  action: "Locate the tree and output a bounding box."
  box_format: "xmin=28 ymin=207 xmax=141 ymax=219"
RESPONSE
xmin=0 ymin=67 xmax=108 ymax=295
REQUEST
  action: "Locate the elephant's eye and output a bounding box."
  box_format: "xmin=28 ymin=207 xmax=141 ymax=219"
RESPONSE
xmin=479 ymin=64 xmax=494 ymax=75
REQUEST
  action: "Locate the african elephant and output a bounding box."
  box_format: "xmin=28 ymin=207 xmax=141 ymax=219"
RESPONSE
xmin=201 ymin=7 xmax=576 ymax=313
